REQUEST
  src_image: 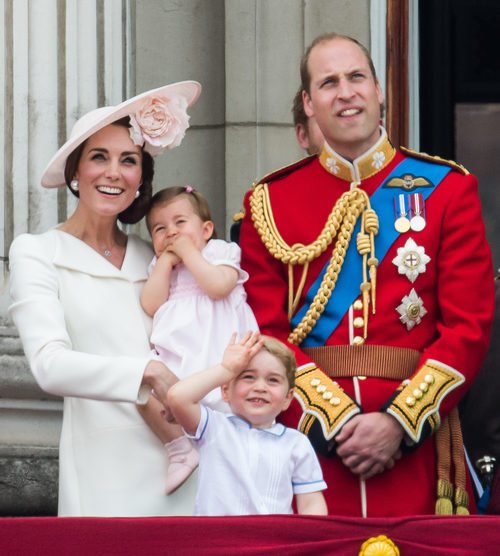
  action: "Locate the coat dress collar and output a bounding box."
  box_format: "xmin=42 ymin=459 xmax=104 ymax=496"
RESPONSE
xmin=51 ymin=228 xmax=152 ymax=282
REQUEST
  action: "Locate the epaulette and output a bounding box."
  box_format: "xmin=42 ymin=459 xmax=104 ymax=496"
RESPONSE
xmin=401 ymin=146 xmax=469 ymax=175
xmin=251 ymin=154 xmax=316 ymax=189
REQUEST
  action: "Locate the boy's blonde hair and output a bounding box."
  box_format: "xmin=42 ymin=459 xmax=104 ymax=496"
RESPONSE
xmin=260 ymin=335 xmax=296 ymax=389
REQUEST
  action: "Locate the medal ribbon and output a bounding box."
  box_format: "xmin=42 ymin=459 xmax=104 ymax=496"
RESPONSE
xmin=292 ymin=157 xmax=451 ymax=347
xmin=395 ymin=194 xmax=408 ymax=219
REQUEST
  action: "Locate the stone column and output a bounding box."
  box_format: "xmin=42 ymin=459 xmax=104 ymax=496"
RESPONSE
xmin=0 ymin=0 xmax=132 ymax=516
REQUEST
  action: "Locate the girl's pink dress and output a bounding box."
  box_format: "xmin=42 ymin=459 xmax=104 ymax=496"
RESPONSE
xmin=149 ymin=239 xmax=259 ymax=411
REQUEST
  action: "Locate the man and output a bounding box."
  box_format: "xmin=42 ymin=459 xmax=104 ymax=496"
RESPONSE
xmin=292 ymin=87 xmax=324 ymax=155
xmin=239 ymin=33 xmax=494 ymax=517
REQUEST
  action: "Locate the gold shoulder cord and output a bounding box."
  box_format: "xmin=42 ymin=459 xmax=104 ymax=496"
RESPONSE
xmin=249 ymin=182 xmax=379 ymax=345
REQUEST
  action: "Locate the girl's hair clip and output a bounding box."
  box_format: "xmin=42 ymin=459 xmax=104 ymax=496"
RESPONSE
xmin=184 ymin=185 xmax=194 ymax=193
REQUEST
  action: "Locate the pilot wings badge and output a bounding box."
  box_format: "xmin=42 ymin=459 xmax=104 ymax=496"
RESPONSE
xmin=383 ymin=174 xmax=432 ymax=191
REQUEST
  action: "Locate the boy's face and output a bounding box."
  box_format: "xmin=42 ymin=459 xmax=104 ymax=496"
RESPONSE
xmin=221 ymin=350 xmax=294 ymax=429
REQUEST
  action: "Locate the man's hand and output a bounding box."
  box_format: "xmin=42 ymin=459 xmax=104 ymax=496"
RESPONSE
xmin=335 ymin=412 xmax=404 ymax=480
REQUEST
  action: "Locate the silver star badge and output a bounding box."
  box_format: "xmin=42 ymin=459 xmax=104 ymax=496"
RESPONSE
xmin=392 ymin=238 xmax=431 ymax=283
xmin=397 ymin=288 xmax=427 ymax=330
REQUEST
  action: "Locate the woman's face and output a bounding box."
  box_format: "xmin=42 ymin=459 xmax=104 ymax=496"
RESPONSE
xmin=74 ymin=124 xmax=143 ymax=218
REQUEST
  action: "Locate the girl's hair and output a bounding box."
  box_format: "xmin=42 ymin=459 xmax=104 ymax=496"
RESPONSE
xmin=146 ymin=186 xmax=217 ymax=239
xmin=64 ymin=116 xmax=154 ymax=225
xmin=260 ymin=335 xmax=296 ymax=389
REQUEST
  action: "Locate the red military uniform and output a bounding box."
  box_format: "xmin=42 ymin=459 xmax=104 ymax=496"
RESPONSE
xmin=240 ymin=130 xmax=494 ymax=517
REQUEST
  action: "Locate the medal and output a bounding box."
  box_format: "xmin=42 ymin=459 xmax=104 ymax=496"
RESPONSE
xmin=410 ymin=193 xmax=426 ymax=231
xmin=396 ymin=288 xmax=427 ymax=331
xmin=392 ymin=238 xmax=431 ymax=283
xmin=394 ymin=194 xmax=410 ymax=233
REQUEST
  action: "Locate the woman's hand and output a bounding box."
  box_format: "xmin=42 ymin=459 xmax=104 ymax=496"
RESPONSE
xmin=142 ymin=359 xmax=179 ymax=408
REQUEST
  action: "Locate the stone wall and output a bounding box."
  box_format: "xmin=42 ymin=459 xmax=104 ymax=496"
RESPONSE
xmin=0 ymin=324 xmax=61 ymax=516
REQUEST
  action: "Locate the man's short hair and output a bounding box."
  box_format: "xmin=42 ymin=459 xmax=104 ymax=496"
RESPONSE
xmin=299 ymin=32 xmax=385 ymax=119
xmin=300 ymin=33 xmax=378 ymax=95
xmin=292 ymin=87 xmax=308 ymax=128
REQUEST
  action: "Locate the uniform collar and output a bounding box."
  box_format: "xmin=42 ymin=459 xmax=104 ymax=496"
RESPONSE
xmin=227 ymin=414 xmax=286 ymax=437
xmin=318 ymin=126 xmax=396 ymax=184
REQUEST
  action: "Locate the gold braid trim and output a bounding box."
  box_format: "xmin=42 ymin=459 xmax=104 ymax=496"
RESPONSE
xmin=249 ymin=183 xmax=379 ymax=345
xmin=434 ymin=408 xmax=470 ymax=515
xmin=400 ymin=146 xmax=469 ymax=175
xmin=294 ymin=365 xmax=360 ymax=440
xmin=386 ymin=360 xmax=464 ymax=443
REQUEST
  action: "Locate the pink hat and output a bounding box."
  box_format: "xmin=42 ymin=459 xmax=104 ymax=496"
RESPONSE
xmin=41 ymin=80 xmax=201 ymax=188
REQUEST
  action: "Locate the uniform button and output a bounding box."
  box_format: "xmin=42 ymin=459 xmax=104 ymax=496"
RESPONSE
xmin=425 ymin=374 xmax=435 ymax=385
xmin=330 ymin=397 xmax=341 ymax=406
xmin=322 ymin=391 xmax=333 ymax=400
xmin=352 ymin=336 xmax=365 ymax=345
xmin=353 ymin=317 xmax=364 ymax=328
xmin=316 ymin=385 xmax=327 ymax=393
xmin=413 ymin=389 xmax=423 ymax=399
xmin=406 ymin=396 xmax=416 ymax=407
xmin=353 ymin=299 xmax=363 ymax=311
xmin=419 ymin=382 xmax=429 ymax=393
xmin=310 ymin=378 xmax=321 ymax=387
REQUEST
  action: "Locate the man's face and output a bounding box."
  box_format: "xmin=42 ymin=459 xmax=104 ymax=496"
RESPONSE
xmin=303 ymin=38 xmax=383 ymax=161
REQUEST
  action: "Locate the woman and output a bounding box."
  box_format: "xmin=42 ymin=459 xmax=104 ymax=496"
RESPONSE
xmin=8 ymin=82 xmax=201 ymax=517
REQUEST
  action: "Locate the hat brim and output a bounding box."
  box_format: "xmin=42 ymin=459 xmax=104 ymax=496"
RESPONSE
xmin=41 ymin=81 xmax=201 ymax=188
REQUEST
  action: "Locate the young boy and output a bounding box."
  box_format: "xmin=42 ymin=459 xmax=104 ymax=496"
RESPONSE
xmin=168 ymin=331 xmax=328 ymax=515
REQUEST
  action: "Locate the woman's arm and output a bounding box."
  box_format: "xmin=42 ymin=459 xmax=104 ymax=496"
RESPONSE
xmin=9 ymin=232 xmax=171 ymax=403
xmin=140 ymin=251 xmax=179 ymax=316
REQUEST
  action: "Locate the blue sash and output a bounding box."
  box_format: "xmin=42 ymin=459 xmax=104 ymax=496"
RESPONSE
xmin=291 ymin=157 xmax=451 ymax=347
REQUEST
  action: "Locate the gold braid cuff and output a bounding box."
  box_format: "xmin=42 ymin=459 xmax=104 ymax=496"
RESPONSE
xmin=386 ymin=359 xmax=465 ymax=443
xmin=294 ymin=364 xmax=360 ymax=441
xmin=249 ymin=183 xmax=379 ymax=345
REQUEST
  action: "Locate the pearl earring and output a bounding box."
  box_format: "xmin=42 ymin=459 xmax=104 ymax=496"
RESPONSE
xmin=70 ymin=179 xmax=79 ymax=191
xmin=135 ymin=189 xmax=140 ymax=199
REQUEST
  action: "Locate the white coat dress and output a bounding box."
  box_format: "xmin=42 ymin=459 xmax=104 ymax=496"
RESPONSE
xmin=8 ymin=229 xmax=197 ymax=516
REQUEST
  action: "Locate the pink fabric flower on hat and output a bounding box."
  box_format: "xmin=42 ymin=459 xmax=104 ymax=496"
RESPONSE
xmin=129 ymin=95 xmax=190 ymax=156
